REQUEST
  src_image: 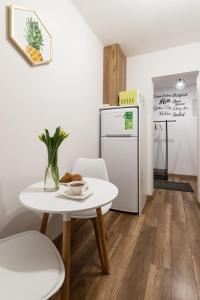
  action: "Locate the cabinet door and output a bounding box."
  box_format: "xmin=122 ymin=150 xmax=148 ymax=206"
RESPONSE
xmin=103 ymin=44 xmax=126 ymax=105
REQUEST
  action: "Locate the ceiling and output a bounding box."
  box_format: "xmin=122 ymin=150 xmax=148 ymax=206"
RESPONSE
xmin=72 ymin=0 xmax=200 ymax=57
xmin=153 ymin=71 xmax=198 ymax=90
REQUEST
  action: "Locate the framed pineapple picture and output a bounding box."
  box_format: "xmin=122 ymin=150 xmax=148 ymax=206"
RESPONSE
xmin=8 ymin=5 xmax=52 ymax=66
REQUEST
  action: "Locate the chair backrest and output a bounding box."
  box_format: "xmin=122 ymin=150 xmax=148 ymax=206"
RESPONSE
xmin=72 ymin=158 xmax=109 ymax=181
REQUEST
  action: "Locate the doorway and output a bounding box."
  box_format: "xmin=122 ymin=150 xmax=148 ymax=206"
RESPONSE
xmin=152 ymin=71 xmax=198 ymax=192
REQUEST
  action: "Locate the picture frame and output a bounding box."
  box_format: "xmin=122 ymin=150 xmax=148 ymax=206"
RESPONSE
xmin=8 ymin=4 xmax=52 ymax=66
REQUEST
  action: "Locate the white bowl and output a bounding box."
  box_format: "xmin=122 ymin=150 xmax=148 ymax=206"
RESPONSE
xmin=67 ymin=181 xmax=87 ymax=195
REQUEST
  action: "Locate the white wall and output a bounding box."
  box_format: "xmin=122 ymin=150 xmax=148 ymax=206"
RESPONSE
xmin=127 ymin=42 xmax=200 ymax=196
xmin=0 ymin=0 xmax=103 ymax=238
xmin=153 ymin=85 xmax=198 ymax=176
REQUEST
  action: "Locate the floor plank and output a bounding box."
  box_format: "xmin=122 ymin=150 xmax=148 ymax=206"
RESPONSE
xmin=144 ymin=264 xmax=171 ymax=300
xmin=192 ymin=255 xmax=200 ymax=299
xmin=172 ymin=191 xmax=186 ymax=224
xmin=171 ymin=220 xmax=198 ymax=300
xmin=144 ymin=189 xmax=164 ymax=227
xmin=152 ymin=202 xmax=172 ymax=269
xmin=183 ymin=197 xmax=200 ymax=257
xmin=116 ymin=224 xmax=156 ymax=300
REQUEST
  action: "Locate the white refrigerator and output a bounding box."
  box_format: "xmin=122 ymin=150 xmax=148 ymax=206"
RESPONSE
xmin=100 ymin=106 xmax=146 ymax=214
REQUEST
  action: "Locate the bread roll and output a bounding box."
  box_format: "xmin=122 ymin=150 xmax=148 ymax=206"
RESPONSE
xmin=71 ymin=174 xmax=83 ymax=181
xmin=60 ymin=173 xmax=72 ymax=183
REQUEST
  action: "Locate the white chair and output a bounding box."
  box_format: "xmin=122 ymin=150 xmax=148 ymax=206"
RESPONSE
xmin=71 ymin=158 xmax=112 ymax=219
xmin=0 ymin=231 xmax=64 ymax=300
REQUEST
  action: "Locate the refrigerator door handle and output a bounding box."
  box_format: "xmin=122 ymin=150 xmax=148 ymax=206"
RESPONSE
xmin=104 ymin=134 xmax=134 ymax=138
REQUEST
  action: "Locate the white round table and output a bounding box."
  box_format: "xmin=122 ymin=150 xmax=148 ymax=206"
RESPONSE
xmin=19 ymin=177 xmax=118 ymax=300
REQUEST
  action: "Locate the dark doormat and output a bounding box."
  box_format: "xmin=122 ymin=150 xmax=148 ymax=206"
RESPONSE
xmin=154 ymin=180 xmax=194 ymax=192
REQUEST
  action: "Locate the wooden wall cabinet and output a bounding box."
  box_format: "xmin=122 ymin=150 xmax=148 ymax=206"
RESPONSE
xmin=103 ymin=44 xmax=126 ymax=105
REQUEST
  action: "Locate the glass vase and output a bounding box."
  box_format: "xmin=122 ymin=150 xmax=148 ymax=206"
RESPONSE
xmin=44 ymin=165 xmax=59 ymax=192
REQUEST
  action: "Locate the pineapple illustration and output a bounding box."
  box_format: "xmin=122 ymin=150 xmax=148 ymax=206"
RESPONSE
xmin=25 ymin=17 xmax=44 ymax=63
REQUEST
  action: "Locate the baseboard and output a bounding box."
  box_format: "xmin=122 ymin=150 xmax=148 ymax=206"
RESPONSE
xmin=147 ymin=195 xmax=153 ymax=201
xmin=168 ymin=173 xmax=197 ymax=180
xmin=147 ymin=189 xmax=156 ymax=201
xmin=141 ymin=191 xmax=155 ymax=214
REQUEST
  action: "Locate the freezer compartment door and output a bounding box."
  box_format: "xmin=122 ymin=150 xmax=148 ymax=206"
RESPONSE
xmin=101 ymin=137 xmax=138 ymax=213
xmin=101 ymin=107 xmax=138 ymax=137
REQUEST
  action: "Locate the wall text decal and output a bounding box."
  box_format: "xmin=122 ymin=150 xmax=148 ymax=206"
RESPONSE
xmin=153 ymin=92 xmax=189 ymax=119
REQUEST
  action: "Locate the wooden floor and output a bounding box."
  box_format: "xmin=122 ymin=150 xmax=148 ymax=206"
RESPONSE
xmin=53 ymin=176 xmax=200 ymax=300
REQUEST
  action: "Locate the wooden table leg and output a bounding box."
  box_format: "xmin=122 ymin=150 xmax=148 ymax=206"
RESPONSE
xmin=96 ymin=207 xmax=110 ymax=274
xmin=61 ymin=218 xmax=71 ymax=300
xmin=40 ymin=213 xmax=49 ymax=234
xmin=91 ymin=218 xmax=105 ymax=272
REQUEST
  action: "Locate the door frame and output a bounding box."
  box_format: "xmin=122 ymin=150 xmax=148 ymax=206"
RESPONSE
xmin=150 ymin=71 xmax=199 ymax=199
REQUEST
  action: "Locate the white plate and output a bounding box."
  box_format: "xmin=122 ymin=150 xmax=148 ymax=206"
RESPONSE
xmin=60 ymin=188 xmax=93 ymax=200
